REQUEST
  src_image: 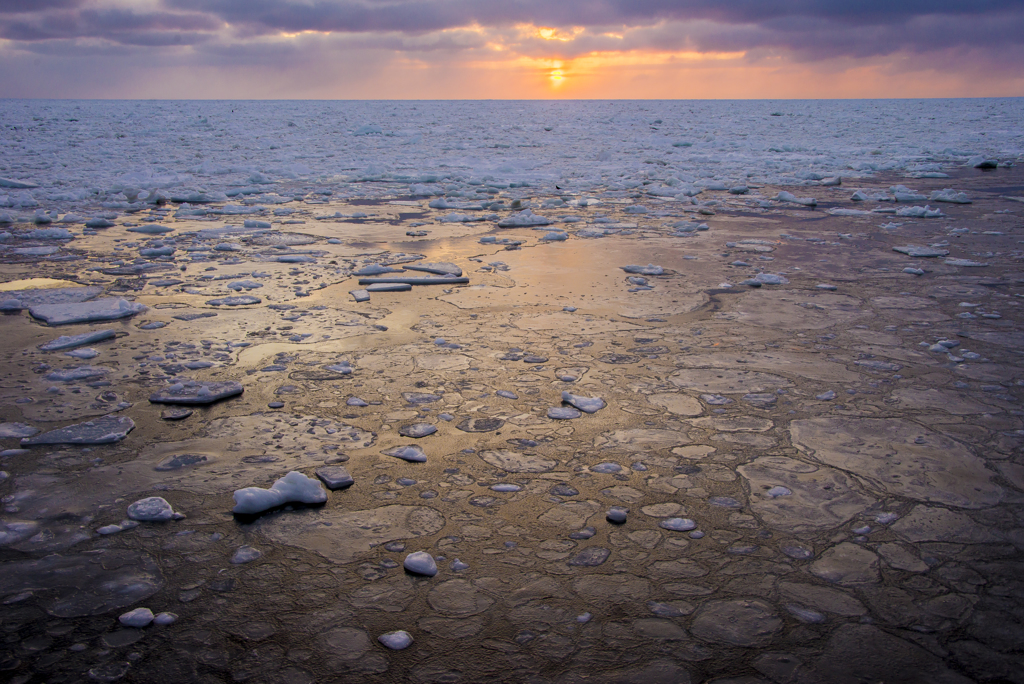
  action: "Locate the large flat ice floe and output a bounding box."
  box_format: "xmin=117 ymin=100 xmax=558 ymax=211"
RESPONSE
xmin=29 ymin=298 xmax=146 ymax=325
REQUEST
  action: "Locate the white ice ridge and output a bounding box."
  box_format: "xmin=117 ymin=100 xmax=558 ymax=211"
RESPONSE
xmin=232 ymin=471 xmax=328 ymax=514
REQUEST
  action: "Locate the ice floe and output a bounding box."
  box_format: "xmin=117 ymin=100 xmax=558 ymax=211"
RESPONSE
xmin=232 ymin=471 xmax=328 ymax=515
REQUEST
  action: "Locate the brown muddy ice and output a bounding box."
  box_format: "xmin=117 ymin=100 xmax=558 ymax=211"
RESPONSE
xmin=0 ymin=167 xmax=1022 ymax=683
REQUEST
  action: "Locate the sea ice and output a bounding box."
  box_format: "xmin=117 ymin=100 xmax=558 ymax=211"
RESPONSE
xmin=659 ymin=518 xmax=697 ymax=531
xmin=895 ymin=205 xmax=943 ymax=218
xmin=561 ymin=391 xmax=606 ymax=413
xmin=774 ymin=191 xmax=817 ymax=207
xmin=382 ymin=445 xmax=427 ymax=462
xmin=231 ymin=546 xmax=262 ymax=564
xmin=21 ymin=415 xmax=135 ymax=445
xmin=127 ymin=497 xmax=182 ymax=522
xmin=621 ymin=264 xmax=664 ymax=275
xmin=30 ymin=298 xmax=146 ymax=325
xmin=404 ymin=551 xmax=438 ymax=576
xmin=930 ymin=189 xmax=971 ymax=203
xmin=39 ymin=330 xmax=116 ymax=351
xmin=0 ymin=422 xmax=39 ymax=438
xmin=119 ymin=608 xmax=154 ymax=628
xmin=378 ymin=630 xmax=414 ymax=650
xmin=315 ymin=465 xmax=354 ymax=490
xmin=892 ymin=245 xmax=949 ymax=257
xmin=497 ymin=209 xmax=551 ymax=227
xmin=232 ymin=471 xmax=328 ymax=514
xmin=149 ymin=380 xmax=244 ymax=405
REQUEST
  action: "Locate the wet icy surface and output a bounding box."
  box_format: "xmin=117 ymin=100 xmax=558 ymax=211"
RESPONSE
xmin=0 ymin=100 xmax=1023 ymax=683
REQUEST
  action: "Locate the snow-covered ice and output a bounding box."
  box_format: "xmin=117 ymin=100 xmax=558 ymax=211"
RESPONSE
xmin=232 ymin=471 xmax=328 ymax=514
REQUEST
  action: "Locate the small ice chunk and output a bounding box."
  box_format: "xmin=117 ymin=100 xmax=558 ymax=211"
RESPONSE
xmin=547 ymin=406 xmax=581 ymax=420
xmin=774 ymin=191 xmax=817 ymax=207
xmin=119 ymin=607 xmax=154 ymax=628
xmin=787 ymin=605 xmax=826 ymax=623
xmin=895 ymin=205 xmax=943 ymax=218
xmin=149 ymin=380 xmax=243 ymax=405
xmin=315 ymin=465 xmax=354 ymax=490
xmin=399 ymin=423 xmax=437 ymax=438
xmin=561 ymin=391 xmax=606 ymax=413
xmin=766 ymin=486 xmax=792 ymax=498
xmin=816 ymin=390 xmax=837 ymax=401
xmin=497 ymin=209 xmax=551 ymax=227
xmin=606 ymin=506 xmax=628 ymax=524
xmin=127 ymin=497 xmax=179 ymax=522
xmin=126 ymin=224 xmax=174 ymax=234
xmin=592 ymin=463 xmax=622 ymax=474
xmin=892 ymin=245 xmax=948 ymax=258
xmin=232 ymin=471 xmax=328 ymax=514
xmin=403 ymin=551 xmax=438 ymax=576
xmin=378 ymin=630 xmax=413 ymax=650
xmin=382 ymin=445 xmax=427 ymax=463
xmin=659 ymin=518 xmax=697 ymax=532
xmin=230 ymin=546 xmax=262 ymax=564
xmin=621 ymin=264 xmax=664 ymax=275
xmin=753 ymin=273 xmax=788 ymax=285
xmin=930 ymin=189 xmax=971 ymax=204
xmin=153 ymin=612 xmax=178 ymax=626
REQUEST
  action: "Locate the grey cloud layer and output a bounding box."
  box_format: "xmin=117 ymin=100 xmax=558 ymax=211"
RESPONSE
xmin=1 ymin=0 xmax=1022 ymax=60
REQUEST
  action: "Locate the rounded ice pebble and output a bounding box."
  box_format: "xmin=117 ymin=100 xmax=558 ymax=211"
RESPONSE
xmin=606 ymin=507 xmax=628 ymax=524
xmin=766 ymin=486 xmax=792 ymax=498
xmin=659 ymin=518 xmax=697 ymax=532
xmin=403 ymin=551 xmax=438 ymax=576
xmin=591 ymin=463 xmax=621 ymax=474
xmin=119 ymin=607 xmax=154 ymax=628
xmin=153 ymin=612 xmax=178 ymax=626
xmin=378 ymin=630 xmax=413 ymax=650
xmin=127 ymin=496 xmax=176 ymax=522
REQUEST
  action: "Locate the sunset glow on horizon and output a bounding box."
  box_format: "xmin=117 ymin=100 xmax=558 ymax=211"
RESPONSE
xmin=0 ymin=1 xmax=1022 ymax=99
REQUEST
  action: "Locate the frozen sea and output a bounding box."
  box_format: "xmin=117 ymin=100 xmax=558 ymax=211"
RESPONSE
xmin=2 ymin=99 xmax=1023 ymax=211
xmin=0 ymin=99 xmax=1023 ymax=684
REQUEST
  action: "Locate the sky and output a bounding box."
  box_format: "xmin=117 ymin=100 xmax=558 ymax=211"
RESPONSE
xmin=1 ymin=0 xmax=1023 ymax=99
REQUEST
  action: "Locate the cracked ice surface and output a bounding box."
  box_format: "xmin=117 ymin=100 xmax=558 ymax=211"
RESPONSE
xmin=0 ymin=100 xmax=1022 ymax=684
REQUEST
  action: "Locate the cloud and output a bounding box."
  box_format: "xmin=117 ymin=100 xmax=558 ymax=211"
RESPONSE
xmin=0 ymin=0 xmax=1022 ymax=97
